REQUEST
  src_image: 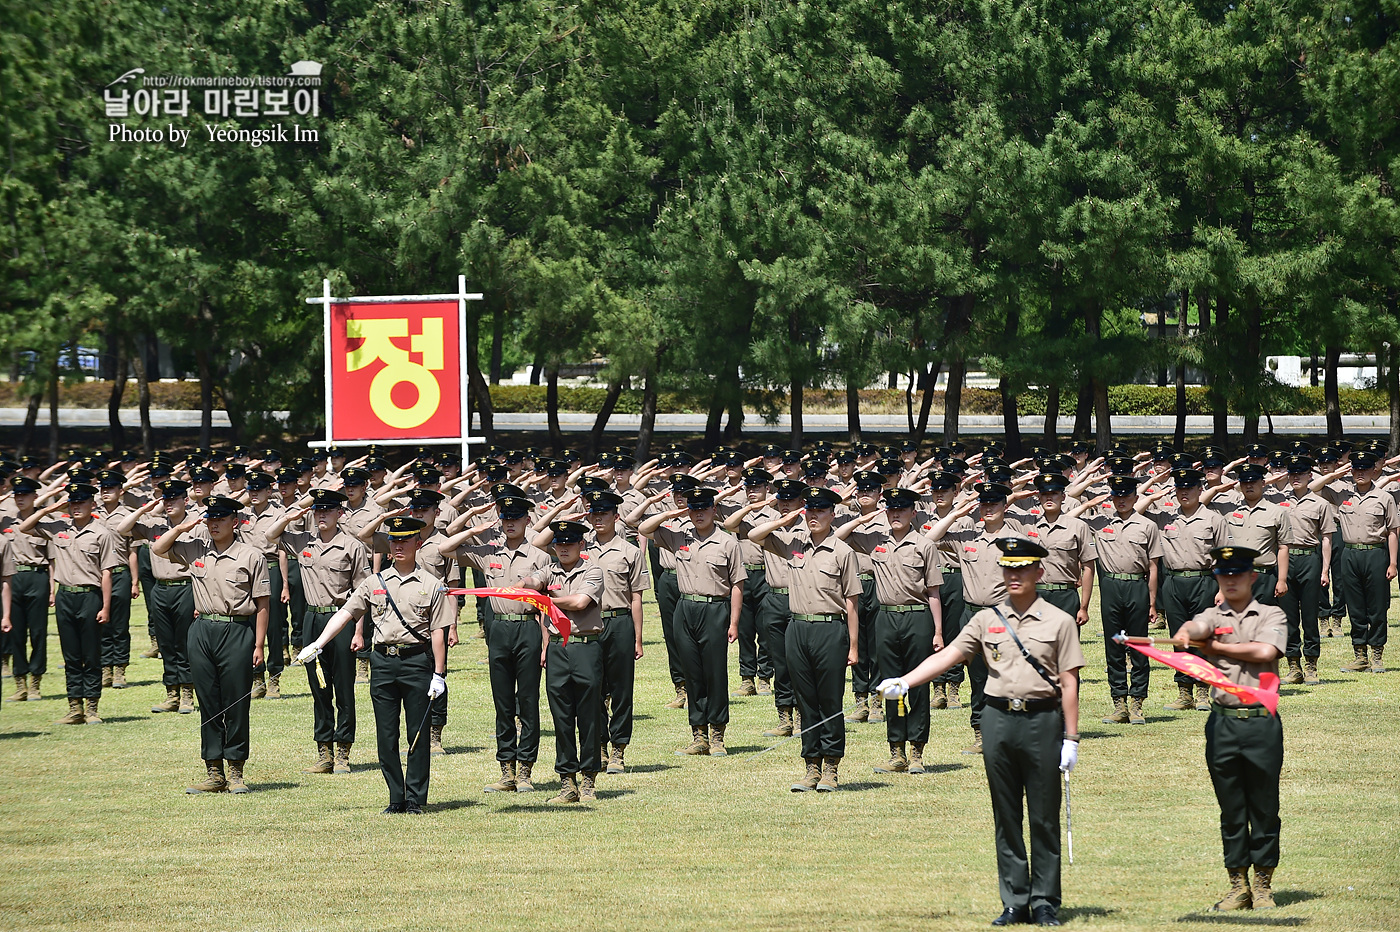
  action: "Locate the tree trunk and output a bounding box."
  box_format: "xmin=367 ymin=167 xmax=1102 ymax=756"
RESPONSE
xmin=1209 ymin=295 xmax=1229 ymax=449
xmin=1085 ymin=302 xmax=1110 ymax=452
xmin=131 ymin=335 xmax=154 ymax=458
xmin=48 ymin=357 xmax=60 ymax=463
xmin=941 ymin=294 xmax=974 ymax=443
xmin=704 ymin=386 xmax=724 ymax=449
xmin=545 ymin=364 xmax=563 ymax=453
xmin=1000 ymin=303 xmax=1022 ymax=457
xmin=1072 ymin=381 xmax=1092 ymax=439
xmin=145 ymin=332 xmax=161 ymax=380
xmin=489 ymin=302 xmax=504 ymax=384
xmin=196 ymin=345 xmax=214 ymax=449
xmin=1157 ymin=300 xmax=1168 ymax=386
xmin=466 ymin=301 xmax=494 ymax=442
xmin=1310 ymin=352 xmax=1319 ymax=387
xmin=108 ymin=342 xmax=129 ymax=450
xmin=634 ymin=358 xmax=659 ymax=461
xmin=18 ymin=385 xmax=41 ymax=458
xmin=1042 ymin=382 xmax=1059 ymax=450
xmin=789 ymin=378 xmax=804 ymax=450
xmin=528 ymin=349 xmax=543 ymax=385
xmin=724 ymin=384 xmax=743 ymax=441
xmin=906 ymin=368 xmax=916 ymax=434
xmin=914 ymin=360 xmax=942 ymax=444
xmin=587 ymin=379 xmax=623 ymax=460
xmin=1324 ymin=344 xmax=1342 ymax=441
xmin=845 ymin=376 xmax=861 ymax=443
xmin=1174 ymin=291 xmax=1188 ymax=451
xmin=1388 ymin=342 xmax=1399 ymax=456
xmin=1241 ymin=299 xmax=1262 ymax=445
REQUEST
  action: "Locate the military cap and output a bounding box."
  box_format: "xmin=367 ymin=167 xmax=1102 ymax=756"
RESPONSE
xmin=10 ymin=476 xmax=41 ymax=494
xmin=1068 ymin=440 xmax=1092 ymax=454
xmin=232 ymin=445 xmax=251 ymax=458
xmin=742 ymin=466 xmax=772 ymax=486
xmin=685 ymin=487 xmax=719 ymax=509
xmin=550 ymin=520 xmax=589 ymax=544
xmin=68 ymin=467 xmax=96 ymax=482
xmin=384 ymin=516 xmax=428 ymax=538
xmin=310 ymin=449 xmax=328 ymax=462
xmin=773 ymin=479 xmax=808 ymax=500
xmin=947 ymin=441 xmax=969 ymax=456
xmin=672 ymin=451 xmax=696 ymax=466
xmin=275 ymin=467 xmax=299 ymax=485
xmin=925 ymin=470 xmax=960 ymax=490
xmin=246 ymin=473 xmax=273 ymax=491
xmin=876 ymin=458 xmax=904 ymax=479
xmin=203 ymin=495 xmax=243 ymax=519
xmin=309 ymin=488 xmax=348 ymax=508
xmin=325 ymin=445 xmax=342 ymax=457
xmin=413 ymin=466 xmax=444 ymax=485
xmin=1200 ymin=451 xmax=1227 ymax=468
xmin=670 ymin=474 xmax=700 ymax=494
xmin=262 ymin=449 xmax=282 ymax=463
xmin=1316 ymin=447 xmax=1340 ymax=464
xmin=158 ymin=479 xmax=190 ymax=499
xmin=543 ymin=459 xmax=569 ymax=478
xmin=1034 ymin=473 xmax=1069 ymax=493
xmin=981 ymin=456 xmax=1009 ymax=470
xmin=1171 ymin=468 xmax=1206 ymax=488
xmin=996 ymin=536 xmax=1049 ymax=567
xmin=484 ymin=445 xmax=505 ymax=459
xmin=1169 ymin=452 xmax=1195 ymax=469
xmin=584 ymin=490 xmax=624 ymax=512
xmin=974 ymin=481 xmax=1011 ymax=503
xmin=482 ymin=462 xmax=509 ymax=481
xmin=366 ymin=457 xmax=390 ymax=471
xmin=1211 ymin=545 xmax=1260 ymax=575
xmin=610 ymin=455 xmax=636 ymax=470
xmin=340 ymin=467 xmax=370 ymax=485
xmin=899 ymin=439 xmax=919 ymax=453
xmin=438 ymin=452 xmax=462 ymax=467
xmin=407 ymin=488 xmax=444 ymax=510
xmin=944 ymin=458 xmax=970 ymax=475
xmin=881 ymin=488 xmax=919 ymax=509
xmin=1244 ymin=443 xmax=1270 ymax=458
xmin=491 ymin=482 xmax=527 ymax=500
xmin=835 ymin=450 xmax=857 ymax=464
xmin=188 ymin=466 xmax=217 ymax=484
xmin=1052 ymin=454 xmax=1077 ymax=472
xmin=1350 ymin=450 xmax=1380 ymax=470
xmin=802 ymin=487 xmax=841 ymax=509
xmin=16 ymin=455 xmax=40 ymax=468
xmin=762 ymin=444 xmax=785 ymax=458
xmin=853 ymin=470 xmax=886 ymax=491
xmin=1105 ymin=455 xmax=1136 ymax=476
xmin=96 ymin=469 xmax=125 ymax=488
xmin=1286 ymin=456 xmax=1314 ymax=475
xmin=1333 ymin=440 xmax=1354 ymax=454
xmin=1236 ymin=463 xmax=1268 ymax=483
xmin=577 ymin=476 xmax=611 ymax=494
xmin=294 ymin=458 xmax=315 ymax=474
xmin=225 ymin=463 xmax=248 ymax=480
xmin=66 ymin=482 xmax=98 ymax=502
xmin=503 ymin=449 xmax=524 ymax=464
xmin=1107 ymin=475 xmax=1141 ymax=496
xmin=497 ymin=496 xmax=533 ymax=520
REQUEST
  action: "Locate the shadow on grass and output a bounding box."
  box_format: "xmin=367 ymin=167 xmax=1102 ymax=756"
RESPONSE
xmin=1273 ymin=891 xmax=1322 ymax=907
xmin=1079 ymin=730 xmax=1127 ymax=741
xmin=915 ymin=763 xmax=969 ymax=775
xmin=835 ymin=781 xmax=888 ymax=792
xmin=595 ymin=788 xmax=635 ymax=800
xmin=723 ymin=744 xmax=767 ymax=754
xmin=624 ymin=763 xmax=677 ymax=774
xmin=492 ymin=803 xmax=594 ymax=814
xmin=444 ymin=745 xmax=486 ymax=755
xmin=248 ymin=782 xmax=299 ymax=792
xmin=1176 ymin=914 xmax=1308 ymax=926
xmin=1062 ymin=906 xmax=1120 ymax=920
xmin=426 ymin=799 xmax=479 ymax=812
xmin=0 ymin=730 xmax=46 ymax=739
xmin=101 ymin=716 xmax=146 ymax=724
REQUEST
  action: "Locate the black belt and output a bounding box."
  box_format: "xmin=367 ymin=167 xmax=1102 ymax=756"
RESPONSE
xmin=791 ymin=612 xmax=842 ymax=623
xmin=375 ymin=643 xmax=431 ymax=658
xmin=601 ymin=608 xmax=631 ymax=619
xmin=985 ymin=695 xmax=1059 ymax=713
xmin=157 ymin=578 xmax=191 ymax=587
xmin=1210 ymin=702 xmax=1270 ymax=719
xmin=200 ymin=613 xmax=253 ymax=624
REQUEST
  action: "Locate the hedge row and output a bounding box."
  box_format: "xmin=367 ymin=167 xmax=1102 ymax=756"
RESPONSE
xmin=0 ymin=381 xmax=208 ymax=410
xmin=486 ymin=384 xmax=1391 ymax=417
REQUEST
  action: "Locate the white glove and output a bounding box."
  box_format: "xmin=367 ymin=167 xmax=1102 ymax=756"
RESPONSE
xmin=294 ymin=644 xmax=322 ymax=665
xmin=427 ymin=673 xmax=447 ymax=699
xmin=875 ymin=677 xmax=909 ymax=700
xmin=1060 ymin=739 xmax=1078 ymax=773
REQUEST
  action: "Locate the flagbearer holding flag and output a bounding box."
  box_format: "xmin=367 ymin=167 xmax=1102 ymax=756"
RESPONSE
xmin=1172 ymin=545 xmax=1286 ymax=912
xmin=877 ymin=536 xmax=1083 ymax=928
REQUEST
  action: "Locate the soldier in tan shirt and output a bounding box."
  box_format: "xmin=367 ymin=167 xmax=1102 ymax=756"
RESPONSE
xmin=639 ymin=486 xmax=746 ymax=758
xmin=154 ymin=495 xmax=270 ymax=795
xmin=19 ymin=483 xmax=120 ymax=725
xmin=717 ymin=466 xmax=776 ymax=698
xmin=298 ymin=516 xmax=452 ymax=814
xmin=2 ymin=476 xmax=52 ymax=702
xmin=239 ymin=472 xmax=291 ymax=698
xmin=839 ymin=487 xmax=943 ymax=774
xmin=749 ymin=487 xmax=861 ymax=792
xmin=1334 ymin=449 xmax=1398 ymax=673
xmin=1224 ymin=463 xmax=1291 ymax=607
xmin=877 ymin=537 xmax=1083 ymax=928
xmin=95 ymin=470 xmax=140 ymax=689
xmin=1029 ymin=473 xmax=1097 ymax=627
xmin=1173 ymin=545 xmax=1287 ymax=912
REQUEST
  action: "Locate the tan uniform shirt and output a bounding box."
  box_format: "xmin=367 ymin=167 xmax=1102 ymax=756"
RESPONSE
xmin=1084 ymin=512 xmax=1163 ymax=575
xmin=760 ymin=530 xmax=861 ymax=615
xmin=280 ymin=529 xmax=370 ymax=607
xmin=532 ymin=560 xmax=605 ymax=636
xmin=654 ymin=524 xmax=745 ymax=597
xmin=584 ymin=534 xmax=649 ymax=613
xmin=31 ymin=517 xmax=121 ymax=586
xmin=339 ymin=499 xmax=383 ymax=539
xmin=343 ymin=564 xmax=453 ymax=646
xmin=1152 ymin=507 xmax=1227 ymax=571
xmin=0 ymin=537 xmax=14 ymax=578
xmin=1207 ymin=485 xmax=1245 ymax=516
xmin=166 ymin=537 xmax=271 ymax=615
xmin=1028 ymin=514 xmax=1097 ymax=586
xmin=1279 ymin=491 xmax=1336 ymax=549
xmin=239 ymin=503 xmax=285 ymax=558
xmin=1337 ymin=485 xmax=1398 ymax=545
xmin=456 ymin=540 xmax=553 ymax=615
xmin=130 ymin=515 xmax=196 ymax=581
xmin=1 ymin=512 xmax=51 ymax=567
xmin=98 ymin=505 xmax=135 ymax=565
xmin=846 ymin=521 xmax=943 ymax=606
xmin=727 ymin=503 xmax=779 ymax=568
xmin=949 ymin=598 xmax=1086 ymax=700
xmin=1189 ymin=600 xmax=1288 ymax=708
xmin=1223 ymin=500 xmax=1290 ymax=568
xmin=937 ymin=517 xmax=1031 ymax=607
xmin=370 ymin=528 xmax=452 ymax=581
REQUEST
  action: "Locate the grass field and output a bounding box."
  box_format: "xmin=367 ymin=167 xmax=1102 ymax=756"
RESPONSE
xmin=2 ymin=589 xmax=1397 ymax=932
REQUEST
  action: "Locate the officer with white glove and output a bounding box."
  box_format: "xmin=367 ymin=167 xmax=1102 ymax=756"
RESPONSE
xmin=428 ymin=673 xmax=447 ymax=699
xmin=876 ymin=536 xmax=1083 ymax=928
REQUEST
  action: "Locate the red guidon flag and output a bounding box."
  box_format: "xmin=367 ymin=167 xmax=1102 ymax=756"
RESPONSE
xmin=1123 ymin=641 xmax=1279 ymax=715
xmin=448 ymin=587 xmax=571 ymax=644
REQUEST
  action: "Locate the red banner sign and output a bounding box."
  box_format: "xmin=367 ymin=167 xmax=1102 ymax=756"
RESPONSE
xmin=329 ymin=300 xmax=461 ymax=441
xmin=1125 ymin=641 xmax=1280 ymax=714
xmin=449 ymin=587 xmax=572 ymax=643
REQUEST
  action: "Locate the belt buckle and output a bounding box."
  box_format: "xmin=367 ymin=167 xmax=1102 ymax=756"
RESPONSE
xmin=385 ymin=645 xmax=400 ymax=656
xmin=1010 ymin=698 xmax=1025 ymax=712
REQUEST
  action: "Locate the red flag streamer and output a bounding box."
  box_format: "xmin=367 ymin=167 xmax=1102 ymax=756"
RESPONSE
xmin=1119 ymin=639 xmax=1279 ymax=715
xmin=448 ymin=587 xmax=571 ymax=644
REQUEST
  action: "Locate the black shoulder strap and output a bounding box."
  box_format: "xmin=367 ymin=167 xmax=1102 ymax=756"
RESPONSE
xmin=377 ymin=572 xmax=431 ymax=644
xmin=991 ymin=606 xmax=1061 ymax=698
